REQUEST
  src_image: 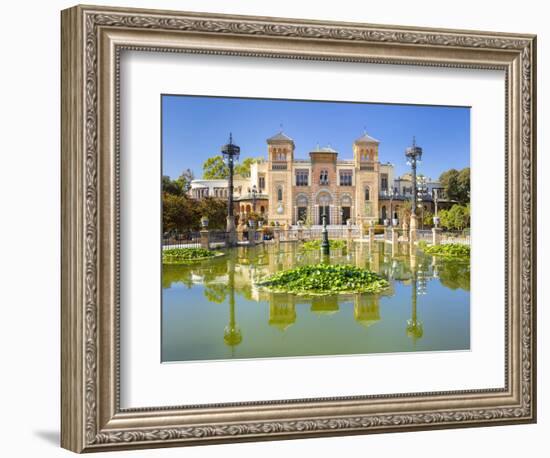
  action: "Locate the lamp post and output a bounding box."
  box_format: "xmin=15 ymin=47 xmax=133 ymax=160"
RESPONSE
xmin=221 ymin=133 xmax=240 ymax=246
xmin=249 ymin=184 xmax=258 ymax=213
xmin=321 ymin=209 xmax=330 ymax=256
xmin=405 ymin=137 xmax=423 ymax=214
xmin=405 ymin=137 xmax=423 ymax=244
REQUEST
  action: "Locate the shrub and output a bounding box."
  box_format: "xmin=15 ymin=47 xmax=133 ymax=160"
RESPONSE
xmin=256 ymin=264 xmax=390 ymax=295
xmin=421 ymin=243 xmax=470 ymax=259
xmin=162 ymin=248 xmax=223 ymax=264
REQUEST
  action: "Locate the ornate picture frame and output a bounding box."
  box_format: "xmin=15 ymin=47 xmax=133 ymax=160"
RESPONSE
xmin=61 ymin=4 xmax=536 ymax=453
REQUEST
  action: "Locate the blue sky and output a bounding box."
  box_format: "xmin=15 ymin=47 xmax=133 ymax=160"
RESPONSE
xmin=162 ymin=95 xmax=470 ymax=181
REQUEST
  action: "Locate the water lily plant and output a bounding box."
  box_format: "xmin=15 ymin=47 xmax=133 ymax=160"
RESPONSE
xmin=256 ymin=264 xmax=389 ymax=295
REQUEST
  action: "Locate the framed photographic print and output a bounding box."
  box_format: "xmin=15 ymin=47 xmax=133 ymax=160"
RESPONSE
xmin=61 ymin=4 xmax=537 ymax=453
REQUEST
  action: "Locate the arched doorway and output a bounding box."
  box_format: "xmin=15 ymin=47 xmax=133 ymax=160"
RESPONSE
xmin=296 ymin=195 xmax=308 ymax=223
xmin=341 ymin=194 xmax=352 ymax=225
xmin=317 ymin=192 xmax=332 ymax=224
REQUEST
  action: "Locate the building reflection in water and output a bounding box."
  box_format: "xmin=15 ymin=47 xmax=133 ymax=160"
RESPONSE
xmin=268 ymin=295 xmax=296 ymax=331
xmin=354 ymin=294 xmax=381 ymax=328
xmin=163 ymin=242 xmax=469 ymax=344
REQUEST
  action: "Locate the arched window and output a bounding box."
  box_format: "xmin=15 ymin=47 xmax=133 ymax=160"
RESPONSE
xmin=277 ymin=187 xmax=283 ymax=201
xmin=320 ymin=169 xmax=329 ymax=185
xmin=364 ymin=187 xmax=370 ymax=201
xmin=296 ymin=195 xmax=308 ymax=207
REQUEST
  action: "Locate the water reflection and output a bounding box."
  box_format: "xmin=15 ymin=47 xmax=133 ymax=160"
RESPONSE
xmin=162 ymin=242 xmax=470 ymax=361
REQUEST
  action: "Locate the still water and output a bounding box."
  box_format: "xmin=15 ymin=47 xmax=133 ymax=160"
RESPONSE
xmin=162 ymin=242 xmax=470 ymax=362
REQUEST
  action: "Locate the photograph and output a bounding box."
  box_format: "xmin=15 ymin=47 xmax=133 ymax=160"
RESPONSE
xmin=161 ymin=95 xmax=471 ymax=362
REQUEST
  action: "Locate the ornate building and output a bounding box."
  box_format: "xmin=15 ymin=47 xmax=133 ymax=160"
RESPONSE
xmin=191 ymin=130 xmax=448 ymax=226
xmin=251 ymin=130 xmax=383 ymax=226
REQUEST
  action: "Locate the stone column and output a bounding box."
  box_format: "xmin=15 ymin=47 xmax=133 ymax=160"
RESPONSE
xmin=297 ymin=225 xmax=304 ymax=241
xmin=200 ymin=229 xmax=210 ymax=250
xmin=274 ymin=228 xmax=280 ymax=245
xmin=432 ymin=227 xmax=442 ymax=246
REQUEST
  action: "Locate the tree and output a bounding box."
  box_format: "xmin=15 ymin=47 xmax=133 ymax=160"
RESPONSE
xmin=162 ymin=193 xmax=197 ymax=232
xmin=438 ymin=204 xmax=470 ymax=230
xmin=422 ymin=210 xmax=434 ymax=227
xmin=449 ymin=204 xmax=470 ymax=230
xmin=196 ymin=197 xmax=227 ymax=230
xmin=457 ymin=167 xmax=470 ymax=203
xmin=162 ymin=175 xmax=183 ymax=196
xmin=439 ymin=167 xmax=470 ymax=204
xmin=439 ymin=169 xmax=460 ymax=201
xmin=203 ymin=155 xmax=229 ymax=179
xmin=234 ymin=157 xmax=259 ymax=178
xmin=176 ymin=168 xmax=194 ymax=194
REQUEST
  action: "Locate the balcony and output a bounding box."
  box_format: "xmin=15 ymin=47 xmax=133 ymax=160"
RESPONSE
xmin=272 ymin=162 xmax=287 ymax=170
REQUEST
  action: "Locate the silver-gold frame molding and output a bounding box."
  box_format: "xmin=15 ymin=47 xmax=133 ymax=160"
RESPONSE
xmin=61 ymin=4 xmax=537 ymax=453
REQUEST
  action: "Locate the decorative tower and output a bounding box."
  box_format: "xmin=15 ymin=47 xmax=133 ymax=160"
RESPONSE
xmin=353 ymin=130 xmax=380 ymax=227
xmin=266 ymin=131 xmax=294 ymax=226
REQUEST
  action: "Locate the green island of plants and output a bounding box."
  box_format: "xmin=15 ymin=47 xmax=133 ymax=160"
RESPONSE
xmin=419 ymin=242 xmax=470 ymax=259
xmin=300 ymin=239 xmax=348 ymax=251
xmin=162 ymin=248 xmax=223 ymax=264
xmin=256 ymin=264 xmax=389 ymax=296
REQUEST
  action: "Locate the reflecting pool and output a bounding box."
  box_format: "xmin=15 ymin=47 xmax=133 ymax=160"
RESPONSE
xmin=162 ymin=241 xmax=470 ymax=362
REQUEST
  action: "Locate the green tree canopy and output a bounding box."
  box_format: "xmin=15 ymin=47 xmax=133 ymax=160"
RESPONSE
xmin=162 ymin=193 xmax=195 ymax=232
xmin=457 ymin=167 xmax=470 ymax=202
xmin=234 ymin=157 xmax=260 ymax=178
xmin=163 ymin=193 xmax=228 ymax=233
xmin=438 ymin=204 xmax=470 ymax=230
xmin=162 ymin=175 xmax=183 ymax=196
xmin=203 ymin=155 xmax=229 ymax=179
xmin=439 ymin=167 xmax=470 ymax=204
xmin=176 ymin=168 xmax=194 ymax=194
